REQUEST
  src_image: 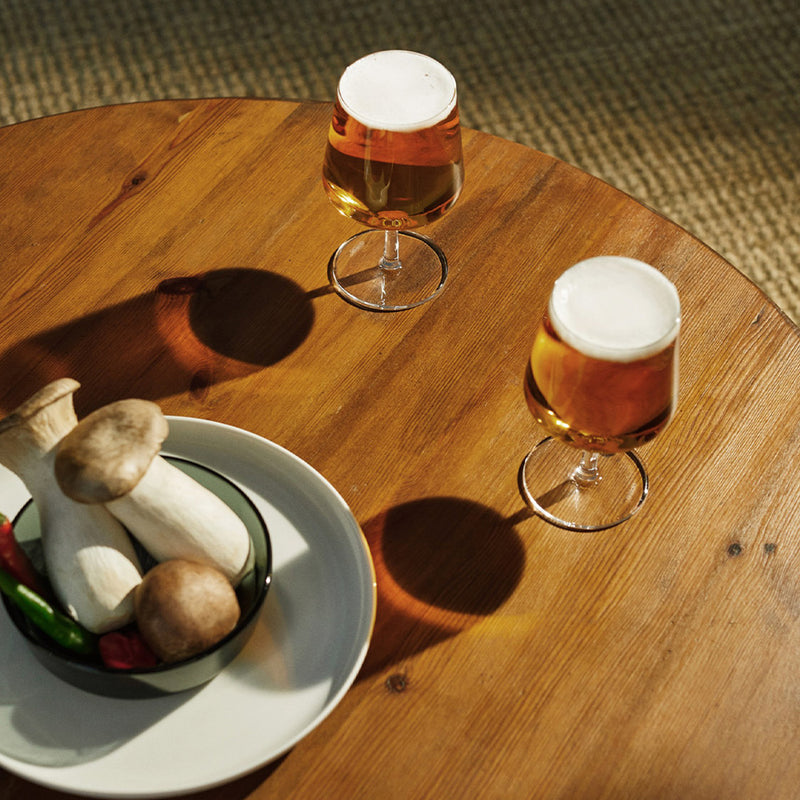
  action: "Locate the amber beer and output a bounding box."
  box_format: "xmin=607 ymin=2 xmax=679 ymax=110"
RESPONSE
xmin=322 ymin=50 xmax=464 ymax=230
xmin=525 ymin=256 xmax=681 ymax=454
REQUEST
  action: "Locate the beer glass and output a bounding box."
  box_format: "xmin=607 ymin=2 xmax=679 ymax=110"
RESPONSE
xmin=521 ymin=256 xmax=681 ymax=530
xmin=322 ymin=50 xmax=464 ymax=311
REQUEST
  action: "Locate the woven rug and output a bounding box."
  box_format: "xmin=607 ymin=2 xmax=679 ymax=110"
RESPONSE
xmin=2 ymin=0 xmax=798 ymax=323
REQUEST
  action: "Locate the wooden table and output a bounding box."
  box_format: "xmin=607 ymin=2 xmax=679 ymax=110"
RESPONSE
xmin=1 ymin=98 xmax=799 ymax=799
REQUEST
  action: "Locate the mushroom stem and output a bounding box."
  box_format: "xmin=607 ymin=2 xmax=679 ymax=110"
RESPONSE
xmin=0 ymin=380 xmax=142 ymax=633
xmin=107 ymin=456 xmax=252 ymax=585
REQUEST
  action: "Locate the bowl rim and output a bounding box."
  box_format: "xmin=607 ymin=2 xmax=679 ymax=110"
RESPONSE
xmin=1 ymin=455 xmax=272 ymax=676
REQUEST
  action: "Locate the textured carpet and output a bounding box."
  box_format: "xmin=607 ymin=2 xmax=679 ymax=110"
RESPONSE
xmin=2 ymin=0 xmax=798 ymax=323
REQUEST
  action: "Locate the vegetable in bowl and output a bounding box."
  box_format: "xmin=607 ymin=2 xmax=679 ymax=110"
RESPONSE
xmin=0 ymin=380 xmax=271 ymax=698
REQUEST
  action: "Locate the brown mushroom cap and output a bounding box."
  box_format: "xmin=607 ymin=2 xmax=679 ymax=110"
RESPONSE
xmin=134 ymin=559 xmax=241 ymax=663
xmin=54 ymin=398 xmax=168 ymax=503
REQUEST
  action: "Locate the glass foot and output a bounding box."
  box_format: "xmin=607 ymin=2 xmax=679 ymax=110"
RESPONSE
xmin=519 ymin=437 xmax=648 ymax=531
xmin=328 ymin=230 xmax=447 ymax=311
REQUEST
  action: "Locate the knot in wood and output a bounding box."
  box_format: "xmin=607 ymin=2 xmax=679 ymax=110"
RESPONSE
xmin=385 ymin=673 xmax=407 ymax=693
xmin=727 ymin=542 xmax=743 ymax=557
xmin=189 ymin=369 xmax=212 ymax=400
xmin=156 ymin=276 xmax=204 ymax=296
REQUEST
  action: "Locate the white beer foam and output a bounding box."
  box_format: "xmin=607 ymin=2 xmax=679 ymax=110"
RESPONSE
xmin=549 ymin=256 xmax=681 ymax=362
xmin=338 ymin=50 xmax=457 ymax=133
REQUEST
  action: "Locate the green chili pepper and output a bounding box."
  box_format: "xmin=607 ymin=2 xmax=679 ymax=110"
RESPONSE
xmin=0 ymin=565 xmax=96 ymax=656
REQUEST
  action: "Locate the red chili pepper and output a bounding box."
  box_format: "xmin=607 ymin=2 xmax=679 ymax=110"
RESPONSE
xmin=99 ymin=627 xmax=159 ymax=670
xmin=0 ymin=512 xmax=42 ymax=592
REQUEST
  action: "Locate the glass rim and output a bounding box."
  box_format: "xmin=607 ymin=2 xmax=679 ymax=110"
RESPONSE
xmin=337 ymin=50 xmax=458 ymax=133
xmin=548 ymin=256 xmax=681 ymax=363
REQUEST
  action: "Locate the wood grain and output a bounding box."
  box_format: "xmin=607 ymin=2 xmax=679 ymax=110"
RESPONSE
xmin=0 ymin=99 xmax=798 ymax=800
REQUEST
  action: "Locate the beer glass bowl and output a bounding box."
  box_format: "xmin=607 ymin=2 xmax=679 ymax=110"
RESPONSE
xmin=520 ymin=256 xmax=681 ymax=531
xmin=322 ymin=50 xmax=464 ymax=311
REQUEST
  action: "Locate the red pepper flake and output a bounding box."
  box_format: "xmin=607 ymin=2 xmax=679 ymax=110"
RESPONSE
xmin=0 ymin=512 xmax=42 ymax=592
xmin=99 ymin=628 xmax=159 ymax=670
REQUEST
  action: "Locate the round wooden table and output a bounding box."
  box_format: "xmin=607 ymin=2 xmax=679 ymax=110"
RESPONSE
xmin=1 ymin=99 xmax=799 ymax=799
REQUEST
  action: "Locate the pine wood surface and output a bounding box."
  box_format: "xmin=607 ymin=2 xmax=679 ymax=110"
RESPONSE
xmin=0 ymin=98 xmax=799 ymax=799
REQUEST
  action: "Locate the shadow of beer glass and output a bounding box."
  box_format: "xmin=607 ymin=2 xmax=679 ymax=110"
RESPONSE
xmin=0 ymin=268 xmax=314 ymax=414
xmin=359 ymin=496 xmax=527 ymax=677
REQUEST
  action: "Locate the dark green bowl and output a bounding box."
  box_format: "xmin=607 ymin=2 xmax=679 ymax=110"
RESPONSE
xmin=2 ymin=457 xmax=272 ymax=699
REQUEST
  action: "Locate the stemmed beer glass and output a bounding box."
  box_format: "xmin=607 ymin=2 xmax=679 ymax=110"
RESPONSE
xmin=322 ymin=50 xmax=464 ymax=311
xmin=520 ymin=256 xmax=681 ymax=531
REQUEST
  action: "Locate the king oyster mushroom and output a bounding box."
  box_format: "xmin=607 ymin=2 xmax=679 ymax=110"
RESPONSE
xmin=0 ymin=379 xmax=142 ymax=633
xmin=54 ymin=398 xmax=251 ymax=585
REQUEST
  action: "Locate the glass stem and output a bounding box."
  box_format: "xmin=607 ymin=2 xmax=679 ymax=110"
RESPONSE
xmin=572 ymin=450 xmax=601 ymax=488
xmin=379 ymin=230 xmax=402 ymax=271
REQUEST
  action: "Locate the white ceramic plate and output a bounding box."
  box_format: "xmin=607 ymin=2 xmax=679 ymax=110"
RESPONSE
xmin=0 ymin=417 xmax=376 ymax=798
